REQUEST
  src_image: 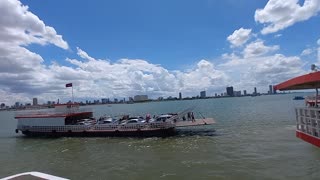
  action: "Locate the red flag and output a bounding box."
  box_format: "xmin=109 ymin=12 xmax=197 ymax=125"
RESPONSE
xmin=66 ymin=83 xmax=72 ymax=87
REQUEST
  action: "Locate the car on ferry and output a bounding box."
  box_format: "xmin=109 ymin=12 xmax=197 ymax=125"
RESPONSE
xmin=154 ymin=114 xmax=173 ymax=122
xmin=121 ymin=118 xmax=146 ymax=124
xmin=76 ymin=118 xmax=95 ymax=125
xmin=76 ymin=122 xmax=91 ymax=125
xmin=128 ymin=116 xmax=144 ymax=121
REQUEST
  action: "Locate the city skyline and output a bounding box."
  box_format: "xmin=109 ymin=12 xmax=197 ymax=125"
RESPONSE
xmin=4 ymin=84 xmax=277 ymax=108
xmin=1 ymin=0 xmax=320 ymax=104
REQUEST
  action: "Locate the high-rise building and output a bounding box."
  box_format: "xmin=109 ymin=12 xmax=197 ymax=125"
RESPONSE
xmin=243 ymin=90 xmax=247 ymax=96
xmin=134 ymin=95 xmax=148 ymax=102
xmin=15 ymin=102 xmax=20 ymax=107
xmin=269 ymin=85 xmax=273 ymax=94
xmin=200 ymin=91 xmax=206 ymax=98
xmin=179 ymin=92 xmax=182 ymax=100
xmin=234 ymin=91 xmax=241 ymax=96
xmin=226 ymin=86 xmax=234 ymax=97
xmin=101 ymin=98 xmax=108 ymax=104
xmin=254 ymin=87 xmax=257 ymax=95
xmin=33 ymin=98 xmax=38 ymax=106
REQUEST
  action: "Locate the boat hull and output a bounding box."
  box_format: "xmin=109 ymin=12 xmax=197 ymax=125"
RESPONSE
xmin=296 ymin=130 xmax=320 ymax=147
xmin=21 ymin=128 xmax=176 ymax=137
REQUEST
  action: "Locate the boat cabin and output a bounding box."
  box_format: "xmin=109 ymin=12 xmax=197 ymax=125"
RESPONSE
xmin=15 ymin=104 xmax=93 ymax=126
xmin=275 ymin=70 xmax=320 ymax=147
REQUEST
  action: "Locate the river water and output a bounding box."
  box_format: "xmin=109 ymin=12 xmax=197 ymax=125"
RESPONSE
xmin=1 ymin=93 xmax=319 ymax=179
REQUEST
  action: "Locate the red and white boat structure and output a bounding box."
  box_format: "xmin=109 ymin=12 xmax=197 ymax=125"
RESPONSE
xmin=275 ymin=70 xmax=320 ymax=147
xmin=15 ymin=104 xmax=215 ymax=137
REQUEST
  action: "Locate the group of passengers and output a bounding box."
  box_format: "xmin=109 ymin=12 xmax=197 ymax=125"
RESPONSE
xmin=182 ymin=112 xmax=195 ymax=122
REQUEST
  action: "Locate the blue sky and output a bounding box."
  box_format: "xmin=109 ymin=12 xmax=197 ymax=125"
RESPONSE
xmin=1 ymin=0 xmax=320 ymax=104
xmin=21 ymin=0 xmax=269 ymax=69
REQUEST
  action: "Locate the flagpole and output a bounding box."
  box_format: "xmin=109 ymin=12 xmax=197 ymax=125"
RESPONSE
xmin=66 ymin=83 xmax=74 ymax=107
xmin=72 ymin=85 xmax=74 ymax=104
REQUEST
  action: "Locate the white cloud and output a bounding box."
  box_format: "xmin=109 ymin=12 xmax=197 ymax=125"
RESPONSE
xmin=0 ymin=0 xmax=69 ymax=105
xmin=222 ymin=53 xmax=240 ymax=60
xmin=227 ymin=28 xmax=252 ymax=47
xmin=219 ymin=37 xmax=303 ymax=92
xmin=0 ymin=0 xmax=68 ymax=49
xmin=274 ymin=34 xmax=282 ymax=38
xmin=0 ymin=90 xmax=31 ymax=106
xmin=176 ymin=60 xmax=229 ymax=92
xmin=76 ymin=47 xmax=95 ymax=61
xmin=301 ymin=48 xmax=313 ymax=56
xmin=0 ymin=42 xmax=231 ymax=104
xmin=243 ymin=40 xmax=279 ymax=58
xmin=219 ymin=54 xmax=305 ymax=91
xmin=255 ymin=0 xmax=320 ymax=34
xmin=61 ymin=48 xmax=229 ymax=99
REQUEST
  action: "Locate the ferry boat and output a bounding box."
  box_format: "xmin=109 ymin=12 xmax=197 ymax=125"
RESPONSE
xmin=274 ymin=70 xmax=320 ymax=147
xmin=15 ymin=104 xmax=215 ymax=137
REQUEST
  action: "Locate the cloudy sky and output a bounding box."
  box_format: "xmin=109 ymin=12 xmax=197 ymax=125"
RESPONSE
xmin=1 ymin=0 xmax=320 ymax=105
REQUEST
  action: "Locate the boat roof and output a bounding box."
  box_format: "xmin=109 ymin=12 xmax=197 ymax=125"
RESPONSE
xmin=274 ymin=71 xmax=320 ymax=91
xmin=15 ymin=111 xmax=92 ymax=119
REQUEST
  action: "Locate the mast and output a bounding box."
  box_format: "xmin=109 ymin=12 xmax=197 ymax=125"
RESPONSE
xmin=72 ymin=85 xmax=74 ymax=104
xmin=316 ymin=88 xmax=318 ymax=107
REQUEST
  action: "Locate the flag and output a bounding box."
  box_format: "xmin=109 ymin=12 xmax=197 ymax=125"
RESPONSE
xmin=66 ymin=83 xmax=72 ymax=87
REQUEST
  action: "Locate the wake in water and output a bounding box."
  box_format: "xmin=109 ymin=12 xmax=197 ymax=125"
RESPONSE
xmin=175 ymin=128 xmax=217 ymax=137
xmin=284 ymin=125 xmax=296 ymax=130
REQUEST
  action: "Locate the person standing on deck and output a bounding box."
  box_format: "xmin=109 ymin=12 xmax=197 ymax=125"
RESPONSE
xmin=146 ymin=114 xmax=151 ymax=123
xmin=191 ymin=112 xmax=195 ymax=122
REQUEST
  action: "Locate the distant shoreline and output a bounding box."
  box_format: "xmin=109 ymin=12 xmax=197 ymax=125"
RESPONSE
xmin=1 ymin=92 xmax=310 ymax=112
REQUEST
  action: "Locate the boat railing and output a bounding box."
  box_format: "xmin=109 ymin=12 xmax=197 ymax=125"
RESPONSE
xmin=18 ymin=125 xmax=91 ymax=132
xmin=305 ymin=95 xmax=320 ymax=101
xmin=295 ymin=107 xmax=320 ymax=137
xmin=18 ymin=122 xmax=175 ymax=132
xmin=93 ymin=122 xmax=174 ymax=131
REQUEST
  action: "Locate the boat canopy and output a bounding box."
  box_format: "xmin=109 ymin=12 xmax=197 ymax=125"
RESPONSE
xmin=274 ymin=71 xmax=320 ymax=91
